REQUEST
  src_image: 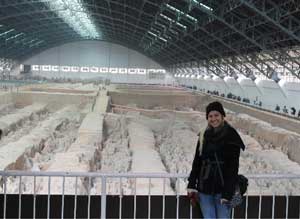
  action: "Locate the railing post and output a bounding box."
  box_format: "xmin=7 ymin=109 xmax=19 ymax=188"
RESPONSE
xmin=101 ymin=176 xmax=107 ymax=219
xmin=3 ymin=175 xmax=7 ymax=219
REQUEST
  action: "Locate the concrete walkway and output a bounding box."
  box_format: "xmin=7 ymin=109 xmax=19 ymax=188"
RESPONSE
xmin=37 ymin=112 xmax=104 ymax=194
xmin=127 ymin=122 xmax=174 ymax=195
xmin=93 ymin=93 xmax=109 ymax=113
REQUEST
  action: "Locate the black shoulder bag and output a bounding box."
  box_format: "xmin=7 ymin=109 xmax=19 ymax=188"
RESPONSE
xmin=214 ymin=153 xmax=248 ymax=208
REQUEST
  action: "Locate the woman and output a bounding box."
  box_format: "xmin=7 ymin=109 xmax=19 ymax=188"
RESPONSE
xmin=187 ymin=101 xmax=245 ymax=218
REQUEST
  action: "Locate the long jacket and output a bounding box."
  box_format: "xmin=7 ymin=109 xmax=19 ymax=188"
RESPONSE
xmin=187 ymin=121 xmax=245 ymax=200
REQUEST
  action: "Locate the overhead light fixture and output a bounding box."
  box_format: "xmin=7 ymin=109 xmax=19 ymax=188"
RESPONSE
xmin=166 ymin=4 xmax=198 ymax=23
xmin=169 ymin=29 xmax=178 ymax=35
xmin=147 ymin=31 xmax=158 ymax=38
xmin=23 ymin=39 xmax=37 ymax=45
xmin=159 ymin=36 xmax=168 ymax=42
xmin=191 ymin=0 xmax=213 ymax=11
xmin=151 ymin=27 xmax=161 ymax=35
xmin=176 ymin=21 xmax=187 ymax=29
xmin=147 ymin=31 xmax=168 ymax=43
xmin=5 ymin=33 xmax=25 ymax=41
xmin=29 ymin=40 xmax=45 ymax=48
xmin=160 ymin=13 xmax=174 ymax=22
xmin=186 ymin=14 xmax=198 ymax=22
xmin=160 ymin=13 xmax=187 ymax=29
xmin=199 ymin=3 xmax=213 ymax=11
xmin=154 ymin=21 xmax=167 ymax=30
xmin=0 ymin=29 xmax=15 ymax=37
xmin=47 ymin=0 xmax=101 ymax=39
xmin=0 ymin=24 xmax=44 ymax=47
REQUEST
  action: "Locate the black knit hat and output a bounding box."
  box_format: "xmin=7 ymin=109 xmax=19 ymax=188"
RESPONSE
xmin=206 ymin=101 xmax=226 ymax=119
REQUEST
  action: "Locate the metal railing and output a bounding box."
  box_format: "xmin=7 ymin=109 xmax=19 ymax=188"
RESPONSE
xmin=1 ymin=171 xmax=300 ymax=219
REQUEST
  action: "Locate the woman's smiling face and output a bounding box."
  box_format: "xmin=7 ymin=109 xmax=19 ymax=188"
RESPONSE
xmin=207 ymin=110 xmax=224 ymax=128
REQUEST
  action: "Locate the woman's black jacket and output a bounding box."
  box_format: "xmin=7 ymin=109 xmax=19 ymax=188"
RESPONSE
xmin=187 ymin=121 xmax=245 ymax=200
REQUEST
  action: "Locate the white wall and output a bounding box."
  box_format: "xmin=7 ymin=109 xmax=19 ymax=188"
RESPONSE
xmin=224 ymin=77 xmax=245 ymax=97
xmin=255 ymin=79 xmax=288 ymax=110
xmin=22 ymin=40 xmax=174 ymax=84
xmin=24 ymin=40 xmax=161 ymax=68
xmin=177 ymin=76 xmax=300 ymax=113
xmin=213 ymin=77 xmax=227 ymax=94
xmin=279 ymin=80 xmax=300 ymax=109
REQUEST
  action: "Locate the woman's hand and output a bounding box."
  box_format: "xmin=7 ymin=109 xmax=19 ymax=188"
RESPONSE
xmin=187 ymin=190 xmax=198 ymax=207
xmin=220 ymin=198 xmax=229 ymax=205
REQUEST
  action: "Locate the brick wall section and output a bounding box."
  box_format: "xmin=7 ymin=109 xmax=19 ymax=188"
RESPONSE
xmin=11 ymin=92 xmax=94 ymax=111
xmin=109 ymin=91 xmax=211 ymax=110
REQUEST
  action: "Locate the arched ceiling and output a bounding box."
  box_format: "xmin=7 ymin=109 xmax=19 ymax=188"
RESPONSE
xmin=1 ymin=0 xmax=300 ymax=72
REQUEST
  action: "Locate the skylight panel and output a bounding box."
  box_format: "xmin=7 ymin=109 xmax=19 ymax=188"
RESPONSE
xmin=47 ymin=0 xmax=100 ymax=39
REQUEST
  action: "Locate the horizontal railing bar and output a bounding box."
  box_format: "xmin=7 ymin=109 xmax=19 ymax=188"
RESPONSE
xmin=1 ymin=171 xmax=300 ymax=179
xmin=0 ymin=171 xmax=187 ymax=178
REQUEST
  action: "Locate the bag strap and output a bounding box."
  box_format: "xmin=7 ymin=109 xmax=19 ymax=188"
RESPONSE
xmin=214 ymin=153 xmax=224 ymax=187
xmin=198 ymin=131 xmax=205 ymax=156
